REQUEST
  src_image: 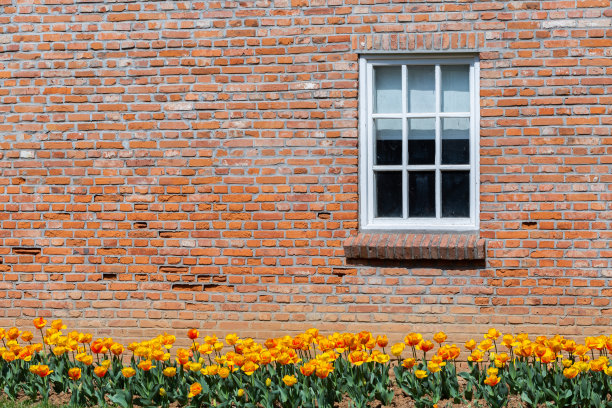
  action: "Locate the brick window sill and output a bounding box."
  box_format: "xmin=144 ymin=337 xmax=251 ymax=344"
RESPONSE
xmin=343 ymin=232 xmax=486 ymax=260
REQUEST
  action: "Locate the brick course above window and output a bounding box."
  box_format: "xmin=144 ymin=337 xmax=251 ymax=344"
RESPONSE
xmin=343 ymin=232 xmax=486 ymax=260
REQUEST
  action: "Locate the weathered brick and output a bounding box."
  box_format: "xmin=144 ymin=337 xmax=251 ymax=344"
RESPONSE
xmin=0 ymin=0 xmax=609 ymax=346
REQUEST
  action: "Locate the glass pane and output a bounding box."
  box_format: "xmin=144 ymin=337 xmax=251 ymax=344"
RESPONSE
xmin=375 ymin=119 xmax=402 ymax=165
xmin=375 ymin=171 xmax=402 ymax=218
xmin=374 ymin=66 xmax=401 ymax=113
xmin=408 ymin=118 xmax=435 ymax=165
xmin=442 ymin=117 xmax=470 ymax=164
xmin=441 ymin=65 xmax=470 ymax=112
xmin=442 ymin=171 xmax=470 ymax=217
xmin=408 ymin=171 xmax=435 ymax=218
xmin=407 ymin=65 xmax=435 ymax=113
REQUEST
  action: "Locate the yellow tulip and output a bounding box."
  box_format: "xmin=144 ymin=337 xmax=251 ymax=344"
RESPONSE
xmin=415 ymin=370 xmax=428 ymax=379
xmin=122 ymin=367 xmax=136 ymax=378
xmin=282 ymin=375 xmax=297 ymax=386
xmin=163 ymin=367 xmax=176 ymax=377
xmin=390 ymin=343 xmax=405 ymax=356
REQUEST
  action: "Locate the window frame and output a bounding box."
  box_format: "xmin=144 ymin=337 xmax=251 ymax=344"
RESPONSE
xmin=358 ymin=54 xmax=480 ymax=232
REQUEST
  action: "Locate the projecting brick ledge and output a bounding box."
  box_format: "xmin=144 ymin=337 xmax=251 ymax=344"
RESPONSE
xmin=343 ymin=233 xmax=486 ymax=261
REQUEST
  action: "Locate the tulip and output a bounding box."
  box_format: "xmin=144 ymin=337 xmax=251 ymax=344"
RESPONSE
xmin=485 ymin=328 xmax=501 ymax=340
xmin=122 ymin=367 xmax=136 ymax=378
xmin=163 ymin=367 xmax=176 ymax=377
xmin=51 ymin=319 xmax=67 ymax=331
xmin=390 ymin=343 xmax=405 ymax=356
xmin=433 ymin=332 xmax=447 ymax=344
xmin=415 ymin=370 xmax=428 ymax=379
xmin=563 ymin=366 xmax=579 ymax=379
xmin=282 ymin=375 xmax=297 ymax=386
xmin=402 ymin=358 xmax=416 ymax=369
xmin=404 ymin=333 xmax=423 ymax=347
xmin=187 ymin=383 xmax=202 ymax=398
xmin=7 ymin=328 xmax=20 ymax=340
xmin=188 ymin=329 xmax=199 ymax=340
xmin=33 ymin=318 xmax=47 ymax=329
xmin=225 ymin=334 xmax=239 ymax=346
xmin=35 ymin=365 xmax=53 ymax=378
xmin=484 ymin=375 xmax=500 ymax=386
xmin=465 ymin=339 xmax=476 ymax=351
xmin=418 ymin=340 xmax=434 ymax=354
xmin=376 ymin=335 xmax=389 ymax=348
xmin=218 ymin=367 xmax=230 ymax=378
xmin=21 ymin=331 xmax=33 ymax=342
xmin=94 ymin=366 xmax=107 ymax=378
xmin=68 ymin=367 xmax=81 ymax=381
xmin=138 ymin=360 xmax=155 ymax=371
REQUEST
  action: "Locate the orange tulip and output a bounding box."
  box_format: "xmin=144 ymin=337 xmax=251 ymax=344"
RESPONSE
xmin=188 ymin=383 xmax=202 ymax=398
xmin=21 ymin=331 xmax=34 ymax=342
xmin=188 ymin=329 xmax=199 ymax=340
xmin=484 ymin=375 xmax=500 ymax=386
xmin=7 ymin=328 xmax=20 ymax=340
xmin=51 ymin=319 xmax=67 ymax=331
xmin=68 ymin=367 xmax=81 ymax=381
xmin=404 ymin=333 xmax=422 ymax=347
xmin=33 ymin=318 xmax=47 ymax=330
xmin=34 ymin=365 xmax=53 ymax=378
xmin=94 ymin=366 xmax=108 ymax=378
xmin=433 ymin=332 xmax=447 ymax=344
xmin=402 ymin=358 xmax=416 ymax=369
xmin=418 ymin=340 xmax=434 ymax=354
xmin=138 ymin=360 xmax=155 ymax=371
xmin=122 ymin=367 xmax=136 ymax=378
xmin=376 ymin=335 xmax=389 ymax=348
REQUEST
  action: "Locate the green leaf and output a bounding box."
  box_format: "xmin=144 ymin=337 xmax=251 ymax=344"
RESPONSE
xmin=108 ymin=390 xmax=131 ymax=408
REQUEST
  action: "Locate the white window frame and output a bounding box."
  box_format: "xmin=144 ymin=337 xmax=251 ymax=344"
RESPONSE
xmin=358 ymin=55 xmax=480 ymax=231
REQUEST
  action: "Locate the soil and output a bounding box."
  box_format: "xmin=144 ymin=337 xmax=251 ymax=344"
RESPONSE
xmin=334 ymin=385 xmax=532 ymax=408
xmin=11 ymin=388 xmax=538 ymax=408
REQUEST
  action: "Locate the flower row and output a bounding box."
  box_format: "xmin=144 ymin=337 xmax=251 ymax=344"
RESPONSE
xmin=0 ymin=320 xmax=611 ymax=408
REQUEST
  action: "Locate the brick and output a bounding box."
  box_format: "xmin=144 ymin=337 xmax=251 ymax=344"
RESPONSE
xmin=0 ymin=0 xmax=608 ymax=346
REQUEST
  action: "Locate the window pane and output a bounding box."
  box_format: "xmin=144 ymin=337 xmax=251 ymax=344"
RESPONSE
xmin=375 ymin=171 xmax=402 ymax=218
xmin=442 ymin=171 xmax=470 ymax=217
xmin=375 ymin=119 xmax=402 ymax=165
xmin=407 ymin=118 xmax=435 ymax=165
xmin=441 ymin=65 xmax=470 ymax=112
xmin=407 ymin=65 xmax=435 ymax=113
xmin=408 ymin=171 xmax=435 ymax=217
xmin=374 ymin=66 xmax=401 ymax=113
xmin=442 ymin=117 xmax=470 ymax=164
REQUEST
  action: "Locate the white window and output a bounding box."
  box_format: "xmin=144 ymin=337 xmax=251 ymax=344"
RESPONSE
xmin=359 ymin=55 xmax=480 ymax=231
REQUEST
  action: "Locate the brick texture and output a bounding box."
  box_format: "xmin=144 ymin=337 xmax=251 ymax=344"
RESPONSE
xmin=343 ymin=233 xmax=486 ymax=260
xmin=0 ymin=1 xmax=611 ymax=345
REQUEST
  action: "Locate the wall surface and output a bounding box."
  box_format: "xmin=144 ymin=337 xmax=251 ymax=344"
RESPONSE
xmin=0 ymin=0 xmax=611 ymax=344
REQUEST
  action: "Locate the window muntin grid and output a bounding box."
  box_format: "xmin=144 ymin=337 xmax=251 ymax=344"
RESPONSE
xmin=359 ymin=56 xmax=479 ymax=231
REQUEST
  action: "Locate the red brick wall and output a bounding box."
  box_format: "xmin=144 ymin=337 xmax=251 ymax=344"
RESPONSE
xmin=0 ymin=0 xmax=611 ymax=344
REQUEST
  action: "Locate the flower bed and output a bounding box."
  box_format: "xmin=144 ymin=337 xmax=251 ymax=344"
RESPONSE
xmin=1 ymin=319 xmax=611 ymax=408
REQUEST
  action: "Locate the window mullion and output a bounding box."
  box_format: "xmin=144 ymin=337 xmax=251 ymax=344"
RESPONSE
xmin=434 ymin=64 xmax=441 ymax=220
xmin=470 ymin=61 xmax=477 ymax=226
xmin=367 ymin=63 xmax=375 ymax=223
xmin=402 ymin=64 xmax=408 ymax=219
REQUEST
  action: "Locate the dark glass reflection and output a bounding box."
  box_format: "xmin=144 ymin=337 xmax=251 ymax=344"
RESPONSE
xmin=408 ymin=118 xmax=435 ymax=165
xmin=375 ymin=171 xmax=402 ymax=218
xmin=376 ymin=140 xmax=402 ymax=165
xmin=408 ymin=172 xmax=435 ymax=217
xmin=442 ymin=171 xmax=470 ymax=217
xmin=375 ymin=119 xmax=402 ymax=165
xmin=442 ymin=118 xmax=470 ymax=164
xmin=442 ymin=139 xmax=469 ymax=164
